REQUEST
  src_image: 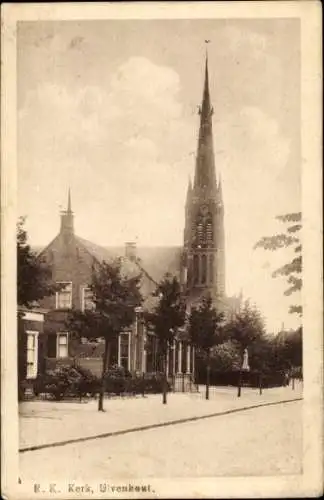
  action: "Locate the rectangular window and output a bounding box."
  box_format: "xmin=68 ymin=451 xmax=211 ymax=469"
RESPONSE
xmin=118 ymin=332 xmax=130 ymax=371
xmin=57 ymin=332 xmax=68 ymax=358
xmin=26 ymin=331 xmax=38 ymax=379
xmin=193 ymin=255 xmax=199 ymax=285
xmin=56 ymin=282 xmax=72 ymax=309
xmin=81 ymin=286 xmax=95 ymax=312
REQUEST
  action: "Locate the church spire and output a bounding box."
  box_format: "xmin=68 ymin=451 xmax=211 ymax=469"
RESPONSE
xmin=185 ymin=176 xmax=193 ymax=207
xmin=193 ymin=48 xmax=217 ymax=196
xmin=217 ymin=173 xmax=223 ymax=203
xmin=60 ymin=188 xmax=74 ymax=235
xmin=67 ymin=187 xmax=72 ymax=213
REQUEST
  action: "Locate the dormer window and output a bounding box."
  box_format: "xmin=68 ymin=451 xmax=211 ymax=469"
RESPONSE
xmin=56 ymin=282 xmax=72 ymax=309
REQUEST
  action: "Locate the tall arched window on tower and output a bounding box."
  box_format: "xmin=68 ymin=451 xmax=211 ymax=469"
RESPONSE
xmin=206 ymin=217 xmax=213 ymax=247
xmin=193 ymin=254 xmax=199 ymax=285
xmin=201 ymin=254 xmax=207 ymax=284
xmin=197 ymin=222 xmax=204 ymax=247
xmin=209 ymin=254 xmax=214 ymax=284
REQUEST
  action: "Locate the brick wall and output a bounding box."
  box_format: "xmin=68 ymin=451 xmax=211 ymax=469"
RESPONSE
xmin=39 ymin=233 xmax=97 ymax=311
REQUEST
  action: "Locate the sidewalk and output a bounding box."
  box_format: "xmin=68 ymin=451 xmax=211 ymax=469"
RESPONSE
xmin=19 ymin=384 xmax=302 ymax=451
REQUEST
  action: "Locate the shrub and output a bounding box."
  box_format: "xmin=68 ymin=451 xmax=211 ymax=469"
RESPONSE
xmin=34 ymin=365 xmax=100 ymax=400
xmin=33 ymin=366 xmax=171 ymax=400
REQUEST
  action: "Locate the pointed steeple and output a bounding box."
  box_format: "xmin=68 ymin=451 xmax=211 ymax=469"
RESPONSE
xmin=193 ymin=49 xmax=217 ymax=195
xmin=185 ymin=176 xmax=193 ymax=207
xmin=217 ymin=173 xmax=223 ymax=203
xmin=67 ymin=187 xmax=72 ymax=213
xmin=60 ymin=189 xmax=74 ymax=235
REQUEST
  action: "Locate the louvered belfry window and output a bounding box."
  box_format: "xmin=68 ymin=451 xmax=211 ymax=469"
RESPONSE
xmin=206 ymin=218 xmax=213 ymax=246
xmin=194 ymin=213 xmax=213 ymax=249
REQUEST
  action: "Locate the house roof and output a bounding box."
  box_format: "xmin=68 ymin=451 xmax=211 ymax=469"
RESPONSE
xmin=35 ymin=240 xmax=182 ymax=312
xmin=73 ymin=237 xmax=164 ymax=311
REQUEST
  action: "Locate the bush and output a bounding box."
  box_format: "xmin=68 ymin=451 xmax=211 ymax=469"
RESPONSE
xmin=33 ymin=365 xmax=171 ymax=400
xmin=34 ymin=365 xmax=100 ymax=400
xmin=195 ymin=368 xmax=287 ymax=389
xmin=142 ymin=372 xmax=171 ymax=394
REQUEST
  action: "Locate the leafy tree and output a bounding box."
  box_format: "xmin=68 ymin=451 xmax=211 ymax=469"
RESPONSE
xmin=254 ymin=212 xmax=302 ymax=316
xmin=67 ymin=258 xmax=143 ymax=411
xmin=276 ymin=326 xmax=302 ymax=378
xmin=210 ymin=340 xmax=241 ymax=372
xmin=188 ymin=294 xmax=225 ymax=400
xmin=145 ymin=274 xmax=186 ymax=404
xmin=225 ymin=301 xmax=266 ymax=397
xmin=17 ymin=216 xmax=61 ymax=307
xmin=17 ymin=217 xmax=61 ymax=401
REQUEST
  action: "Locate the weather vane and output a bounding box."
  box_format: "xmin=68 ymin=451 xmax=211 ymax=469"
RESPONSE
xmin=205 ymin=39 xmax=211 ymax=57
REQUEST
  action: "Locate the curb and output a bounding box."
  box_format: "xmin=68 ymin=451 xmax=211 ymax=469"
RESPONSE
xmin=19 ymin=397 xmax=302 ymax=453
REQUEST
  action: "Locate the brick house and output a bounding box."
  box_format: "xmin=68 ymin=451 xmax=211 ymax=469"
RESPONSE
xmin=36 ymin=192 xmax=163 ymax=376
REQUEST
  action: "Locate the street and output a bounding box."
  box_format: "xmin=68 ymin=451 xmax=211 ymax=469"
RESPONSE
xmin=20 ymin=400 xmax=302 ymax=479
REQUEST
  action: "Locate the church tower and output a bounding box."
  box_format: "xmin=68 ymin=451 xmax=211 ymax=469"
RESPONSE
xmin=182 ymin=52 xmax=225 ymax=306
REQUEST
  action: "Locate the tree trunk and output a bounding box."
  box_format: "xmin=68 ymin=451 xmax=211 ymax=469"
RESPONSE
xmin=206 ymin=352 xmax=210 ymax=400
xmin=162 ymin=352 xmax=168 ymax=405
xmin=259 ymin=372 xmax=263 ymax=395
xmin=98 ymin=339 xmax=111 ymax=412
xmin=237 ymin=369 xmax=242 ymax=398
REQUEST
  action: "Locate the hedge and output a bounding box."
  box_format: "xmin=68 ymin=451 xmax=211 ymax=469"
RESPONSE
xmin=33 ymin=366 xmax=170 ymax=400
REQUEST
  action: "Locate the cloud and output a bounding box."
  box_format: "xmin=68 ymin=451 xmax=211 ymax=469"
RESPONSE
xmin=18 ymin=56 xmax=193 ymax=246
xmin=215 ymin=106 xmax=291 ymax=213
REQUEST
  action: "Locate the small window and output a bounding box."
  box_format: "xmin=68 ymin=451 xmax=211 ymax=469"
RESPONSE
xmin=193 ymin=254 xmax=199 ymax=285
xmin=81 ymin=286 xmax=95 ymax=312
xmin=56 ymin=282 xmax=72 ymax=309
xmin=57 ymin=333 xmax=69 ymax=358
xmin=118 ymin=332 xmax=130 ymax=370
xmin=26 ymin=331 xmax=38 ymax=379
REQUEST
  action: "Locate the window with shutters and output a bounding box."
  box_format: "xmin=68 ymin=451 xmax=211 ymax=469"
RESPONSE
xmin=56 ymin=282 xmax=72 ymax=309
xmin=118 ymin=332 xmax=130 ymax=370
xmin=57 ymin=332 xmax=69 ymax=358
xmin=81 ymin=286 xmax=95 ymax=311
xmin=26 ymin=331 xmax=38 ymax=379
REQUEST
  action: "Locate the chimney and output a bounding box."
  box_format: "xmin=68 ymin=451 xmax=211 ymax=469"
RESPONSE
xmin=125 ymin=242 xmax=137 ymax=261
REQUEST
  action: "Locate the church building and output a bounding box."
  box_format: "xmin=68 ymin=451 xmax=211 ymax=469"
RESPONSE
xmin=181 ymin=53 xmax=226 ymax=311
xmin=23 ymin=52 xmax=241 ymax=389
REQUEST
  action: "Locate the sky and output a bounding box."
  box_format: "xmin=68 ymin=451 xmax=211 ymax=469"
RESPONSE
xmin=17 ymin=19 xmax=301 ymax=332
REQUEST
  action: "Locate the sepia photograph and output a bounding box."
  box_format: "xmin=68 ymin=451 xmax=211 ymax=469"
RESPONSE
xmin=1 ymin=2 xmax=322 ymax=499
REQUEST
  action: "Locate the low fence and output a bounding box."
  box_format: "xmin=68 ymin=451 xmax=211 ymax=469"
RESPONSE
xmin=195 ymin=369 xmax=290 ymax=389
